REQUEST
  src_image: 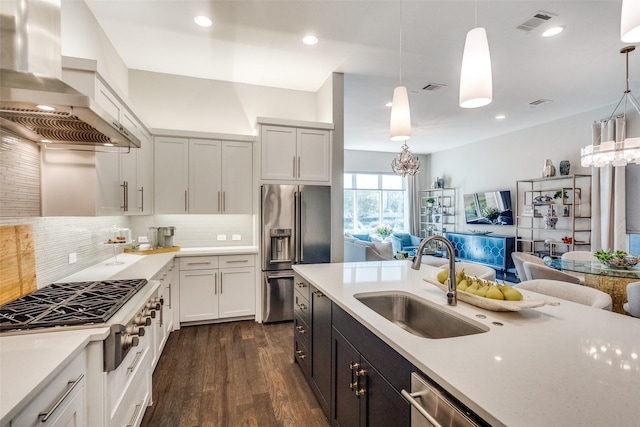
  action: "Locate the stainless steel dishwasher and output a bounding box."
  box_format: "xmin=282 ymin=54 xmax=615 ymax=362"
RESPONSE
xmin=402 ymin=372 xmax=487 ymax=427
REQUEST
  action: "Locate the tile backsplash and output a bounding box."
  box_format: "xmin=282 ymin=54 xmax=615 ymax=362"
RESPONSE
xmin=1 ymin=214 xmax=256 ymax=288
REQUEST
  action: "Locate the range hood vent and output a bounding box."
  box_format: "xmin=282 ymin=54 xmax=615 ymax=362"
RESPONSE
xmin=0 ymin=0 xmax=140 ymax=148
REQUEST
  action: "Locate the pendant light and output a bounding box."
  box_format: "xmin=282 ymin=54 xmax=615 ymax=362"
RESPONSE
xmin=621 ymin=0 xmax=640 ymax=42
xmin=581 ymin=46 xmax=640 ymax=167
xmin=390 ymin=0 xmax=411 ymax=141
xmin=459 ymin=1 xmax=493 ymax=108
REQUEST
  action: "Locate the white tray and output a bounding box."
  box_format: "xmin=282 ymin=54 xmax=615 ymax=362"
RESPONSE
xmin=423 ymin=278 xmax=552 ymax=312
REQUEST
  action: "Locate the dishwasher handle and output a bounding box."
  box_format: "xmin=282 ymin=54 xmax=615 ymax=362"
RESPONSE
xmin=401 ymin=389 xmax=443 ymax=427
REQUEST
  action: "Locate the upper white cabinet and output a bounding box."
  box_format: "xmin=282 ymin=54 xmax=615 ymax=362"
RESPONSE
xmin=260 ymin=124 xmax=331 ymax=183
xmin=154 ymin=137 xmax=253 ymax=214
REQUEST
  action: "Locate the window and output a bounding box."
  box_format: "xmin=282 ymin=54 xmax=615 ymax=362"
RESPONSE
xmin=344 ymin=173 xmax=407 ymax=234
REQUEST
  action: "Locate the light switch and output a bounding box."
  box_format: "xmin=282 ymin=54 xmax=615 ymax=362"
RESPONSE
xmin=217 ymin=234 xmax=227 ymax=241
xmin=232 ymin=234 xmax=241 ymax=241
xmin=68 ymin=253 xmax=77 ymax=264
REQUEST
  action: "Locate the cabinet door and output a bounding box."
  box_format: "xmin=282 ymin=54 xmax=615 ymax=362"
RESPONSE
xmin=332 ymin=329 xmax=363 ymax=427
xmin=120 ymin=148 xmax=138 ymax=215
xmin=261 ymin=125 xmax=296 ymax=180
xmin=310 ymin=286 xmax=331 ymax=417
xmin=179 ymin=269 xmax=219 ymax=322
xmin=189 ymin=139 xmax=222 ymax=214
xmin=361 ymin=356 xmax=410 ymax=427
xmin=154 ymin=137 xmax=189 ymax=214
xmin=95 ymin=151 xmax=123 ymax=215
xmin=221 ymin=141 xmax=253 ymax=214
xmin=218 ymin=267 xmax=255 ymax=318
xmin=137 ymin=129 xmax=154 ymax=214
xmin=297 ymin=128 xmax=330 ymax=182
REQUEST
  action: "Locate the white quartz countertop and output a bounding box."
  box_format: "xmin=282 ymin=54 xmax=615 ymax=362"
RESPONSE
xmin=293 ymin=261 xmax=640 ymax=427
xmin=0 ymin=327 xmax=110 ymax=424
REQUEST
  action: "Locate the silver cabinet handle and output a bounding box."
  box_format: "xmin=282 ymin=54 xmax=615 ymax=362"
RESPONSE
xmin=184 ymin=272 xmax=213 ymax=277
xmin=225 ymin=259 xmax=248 ymax=263
xmin=220 ymin=272 xmax=223 ymax=294
xmin=186 ymin=262 xmax=212 ymax=265
xmin=218 ymin=191 xmax=221 ymax=212
xmin=185 ymin=190 xmax=188 ymax=212
xmin=293 ymin=156 xmax=297 ymax=178
xmin=127 ymin=351 xmax=143 ymax=373
xmin=38 ymin=374 xmax=84 ymax=422
xmin=121 ymin=181 xmax=128 ymax=211
xmin=223 ymin=191 xmax=226 ymax=212
xmin=401 ymin=389 xmax=443 ymax=427
xmin=126 ymin=402 xmax=144 ymax=427
xmin=214 ymin=272 xmax=218 ymax=295
xmin=298 ymin=156 xmax=301 ymax=178
xmin=139 ymin=187 xmax=144 ymax=211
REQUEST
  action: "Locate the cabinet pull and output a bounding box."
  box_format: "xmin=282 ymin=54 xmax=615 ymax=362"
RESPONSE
xmin=220 ymin=272 xmax=223 ymax=294
xmin=223 ymin=191 xmax=226 ymax=212
xmin=296 ymin=303 xmax=307 ymax=311
xmin=295 ymin=282 xmax=307 ymax=288
xmin=139 ymin=187 xmax=144 ymax=211
xmin=184 ymin=273 xmax=213 ymax=277
xmin=296 ymin=350 xmax=306 ymax=359
xmin=185 ymin=190 xmax=188 ymax=212
xmin=296 ymin=325 xmax=306 ymax=334
xmin=297 ymin=156 xmax=301 ymax=178
xmin=121 ymin=181 xmax=128 ymax=211
xmin=38 ymin=374 xmax=84 ymax=422
xmin=225 ymin=259 xmax=248 ymax=263
xmin=313 ymin=290 xmax=324 ymax=298
xmin=401 ymin=390 xmax=443 ymax=427
xmin=293 ymin=156 xmax=297 ymax=177
xmin=186 ymin=262 xmax=212 ymax=265
xmin=214 ymin=272 xmax=218 ymax=295
xmin=127 ymin=350 xmax=143 ymax=373
xmin=218 ymin=191 xmax=221 ymax=212
xmin=126 ymin=402 xmax=144 ymax=427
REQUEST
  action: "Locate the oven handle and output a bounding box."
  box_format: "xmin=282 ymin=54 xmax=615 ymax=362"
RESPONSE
xmin=126 ymin=401 xmax=144 ymax=427
xmin=401 ymin=389 xmax=443 ymax=427
xmin=127 ymin=351 xmax=143 ymax=373
xmin=38 ymin=374 xmax=84 ymax=422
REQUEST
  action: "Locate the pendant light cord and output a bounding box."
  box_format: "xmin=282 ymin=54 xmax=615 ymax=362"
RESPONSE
xmin=399 ymin=0 xmax=403 ymax=85
xmin=475 ymin=0 xmax=478 ymax=27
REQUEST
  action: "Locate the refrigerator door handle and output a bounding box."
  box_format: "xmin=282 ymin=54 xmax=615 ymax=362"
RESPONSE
xmin=264 ymin=272 xmax=295 ymax=280
xmin=299 ymin=190 xmax=304 ymax=262
xmin=294 ymin=191 xmax=300 ymax=264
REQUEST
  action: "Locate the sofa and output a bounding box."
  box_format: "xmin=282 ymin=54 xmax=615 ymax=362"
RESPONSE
xmin=344 ymin=236 xmax=394 ymax=262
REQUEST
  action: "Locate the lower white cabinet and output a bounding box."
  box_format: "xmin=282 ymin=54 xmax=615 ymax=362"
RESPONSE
xmin=10 ymin=349 xmax=87 ymax=427
xmin=179 ymin=255 xmax=255 ymax=323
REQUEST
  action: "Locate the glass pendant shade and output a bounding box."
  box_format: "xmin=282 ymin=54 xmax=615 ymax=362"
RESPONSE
xmin=459 ymin=27 xmax=493 ymax=108
xmin=390 ymin=86 xmax=412 ymax=141
xmin=621 ymin=0 xmax=640 ymax=42
xmin=391 ymin=142 xmax=420 ymax=176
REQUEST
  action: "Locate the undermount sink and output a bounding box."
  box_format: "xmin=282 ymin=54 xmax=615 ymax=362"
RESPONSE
xmin=354 ymin=291 xmax=489 ymax=339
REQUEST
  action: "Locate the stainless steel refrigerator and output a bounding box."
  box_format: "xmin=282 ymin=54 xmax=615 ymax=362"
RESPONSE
xmin=261 ymin=184 xmax=331 ymax=322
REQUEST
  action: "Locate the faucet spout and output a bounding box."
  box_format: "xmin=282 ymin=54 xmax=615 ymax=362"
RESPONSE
xmin=411 ymin=235 xmax=457 ymax=306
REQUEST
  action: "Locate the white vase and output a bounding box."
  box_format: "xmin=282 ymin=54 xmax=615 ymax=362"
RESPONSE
xmin=542 ymin=159 xmax=556 ymax=177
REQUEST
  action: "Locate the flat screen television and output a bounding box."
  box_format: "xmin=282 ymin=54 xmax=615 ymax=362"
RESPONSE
xmin=463 ymin=190 xmax=513 ymax=225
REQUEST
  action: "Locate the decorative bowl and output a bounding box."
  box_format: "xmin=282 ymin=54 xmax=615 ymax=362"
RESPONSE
xmin=602 ymin=256 xmax=639 ymax=270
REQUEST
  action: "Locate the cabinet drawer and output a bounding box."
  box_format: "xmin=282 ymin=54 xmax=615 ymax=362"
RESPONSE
xmin=12 ymin=350 xmax=87 ymax=427
xmin=219 ymin=254 xmax=254 ymax=268
xmin=179 ymin=256 xmax=219 ymax=270
xmin=293 ymin=274 xmax=311 ymax=301
xmin=294 ymin=335 xmax=310 ymax=377
xmin=294 ymin=292 xmax=310 ymax=323
xmin=293 ymin=313 xmax=310 ymax=349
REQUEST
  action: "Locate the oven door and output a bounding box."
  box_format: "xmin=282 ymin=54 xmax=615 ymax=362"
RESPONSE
xmin=262 ymin=271 xmax=294 ymax=323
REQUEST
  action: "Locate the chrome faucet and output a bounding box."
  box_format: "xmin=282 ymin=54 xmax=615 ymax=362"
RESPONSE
xmin=411 ymin=235 xmax=457 ymax=306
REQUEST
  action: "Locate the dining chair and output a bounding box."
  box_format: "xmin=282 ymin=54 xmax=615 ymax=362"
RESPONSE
xmin=453 ymin=262 xmax=496 ymax=281
xmin=623 ymin=282 xmax=640 ymax=318
xmin=515 ymin=279 xmax=612 ymax=310
xmin=522 ymin=261 xmax=582 ymax=285
xmin=511 ymin=252 xmax=545 ymax=281
xmin=558 ymin=251 xmax=597 ymax=285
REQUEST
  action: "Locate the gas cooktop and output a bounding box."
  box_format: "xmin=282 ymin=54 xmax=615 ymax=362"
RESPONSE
xmin=0 ymin=278 xmax=148 ymax=333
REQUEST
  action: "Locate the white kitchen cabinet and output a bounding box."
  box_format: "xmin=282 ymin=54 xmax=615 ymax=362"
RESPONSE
xmin=260 ymin=125 xmax=331 ymax=183
xmin=178 ymin=255 xmax=255 ymax=324
xmin=155 ymin=138 xmax=253 ymax=214
xmin=120 ymin=129 xmax=153 ymax=215
xmin=10 ymin=349 xmax=87 ymax=427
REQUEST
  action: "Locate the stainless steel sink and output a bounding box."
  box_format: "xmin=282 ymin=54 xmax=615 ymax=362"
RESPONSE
xmin=354 ymin=291 xmax=489 ymax=339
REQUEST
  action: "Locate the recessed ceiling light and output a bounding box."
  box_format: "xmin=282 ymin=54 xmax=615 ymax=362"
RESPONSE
xmin=37 ymin=105 xmax=55 ymax=111
xmin=194 ymin=16 xmax=212 ymax=27
xmin=495 ymin=114 xmax=506 ymax=120
xmin=542 ymin=26 xmax=564 ymax=37
xmin=385 ymin=101 xmax=393 ymax=107
xmin=303 ymin=35 xmax=319 ymax=45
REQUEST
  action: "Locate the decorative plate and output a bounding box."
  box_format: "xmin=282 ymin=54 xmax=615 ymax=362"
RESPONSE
xmin=423 ymin=278 xmax=553 ymax=312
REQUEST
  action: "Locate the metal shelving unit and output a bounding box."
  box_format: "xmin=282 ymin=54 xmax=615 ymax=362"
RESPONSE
xmin=419 ymin=188 xmax=456 ymax=238
xmin=515 ymin=174 xmax=591 ymax=257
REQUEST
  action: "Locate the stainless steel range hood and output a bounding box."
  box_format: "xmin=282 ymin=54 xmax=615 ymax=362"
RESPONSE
xmin=0 ymin=0 xmax=140 ymax=148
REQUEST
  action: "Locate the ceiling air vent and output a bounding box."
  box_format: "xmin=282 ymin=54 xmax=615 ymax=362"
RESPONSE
xmin=516 ymin=10 xmax=557 ymax=32
xmin=422 ymin=83 xmax=446 ymax=92
xmin=529 ymin=99 xmax=552 ymax=108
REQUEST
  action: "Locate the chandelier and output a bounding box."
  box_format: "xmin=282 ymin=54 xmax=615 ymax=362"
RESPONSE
xmin=581 ymin=45 xmax=640 ymax=167
xmin=391 ymin=142 xmax=420 ymax=176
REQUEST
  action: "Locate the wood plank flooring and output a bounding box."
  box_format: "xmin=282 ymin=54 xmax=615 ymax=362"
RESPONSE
xmin=141 ymin=321 xmax=330 ymax=427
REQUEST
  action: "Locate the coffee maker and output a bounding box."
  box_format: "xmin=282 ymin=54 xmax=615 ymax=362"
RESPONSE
xmin=156 ymin=226 xmax=175 ymax=248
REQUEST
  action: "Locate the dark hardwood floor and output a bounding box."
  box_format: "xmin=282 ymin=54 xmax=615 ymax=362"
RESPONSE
xmin=141 ymin=321 xmax=329 ymax=427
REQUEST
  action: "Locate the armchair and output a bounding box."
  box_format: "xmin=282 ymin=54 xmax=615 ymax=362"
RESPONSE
xmin=389 ymin=233 xmax=423 ymax=256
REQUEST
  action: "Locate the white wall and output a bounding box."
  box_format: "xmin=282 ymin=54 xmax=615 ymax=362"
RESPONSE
xmin=344 ymin=149 xmax=430 ymax=190
xmin=128 ymin=70 xmax=318 ymax=135
xmin=426 ymin=103 xmax=639 ymax=234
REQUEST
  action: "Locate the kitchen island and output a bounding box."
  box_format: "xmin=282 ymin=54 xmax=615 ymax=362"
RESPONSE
xmin=293 ymin=260 xmax=640 ymax=427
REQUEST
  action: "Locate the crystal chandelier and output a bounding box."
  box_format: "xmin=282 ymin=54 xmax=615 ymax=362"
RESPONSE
xmin=581 ymin=45 xmax=640 ymax=167
xmin=391 ymin=142 xmax=420 ymax=176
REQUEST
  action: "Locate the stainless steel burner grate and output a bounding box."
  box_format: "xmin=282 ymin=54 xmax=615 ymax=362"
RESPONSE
xmin=0 ymin=279 xmax=148 ymax=332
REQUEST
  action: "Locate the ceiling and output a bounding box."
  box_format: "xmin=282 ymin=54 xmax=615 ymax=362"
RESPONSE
xmin=83 ymin=0 xmax=639 ymax=154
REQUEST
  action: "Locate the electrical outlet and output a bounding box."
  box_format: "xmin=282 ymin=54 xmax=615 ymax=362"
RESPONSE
xmin=68 ymin=253 xmax=77 ymax=264
xmin=217 ymin=234 xmax=227 ymax=241
xmin=232 ymin=234 xmax=241 ymax=241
